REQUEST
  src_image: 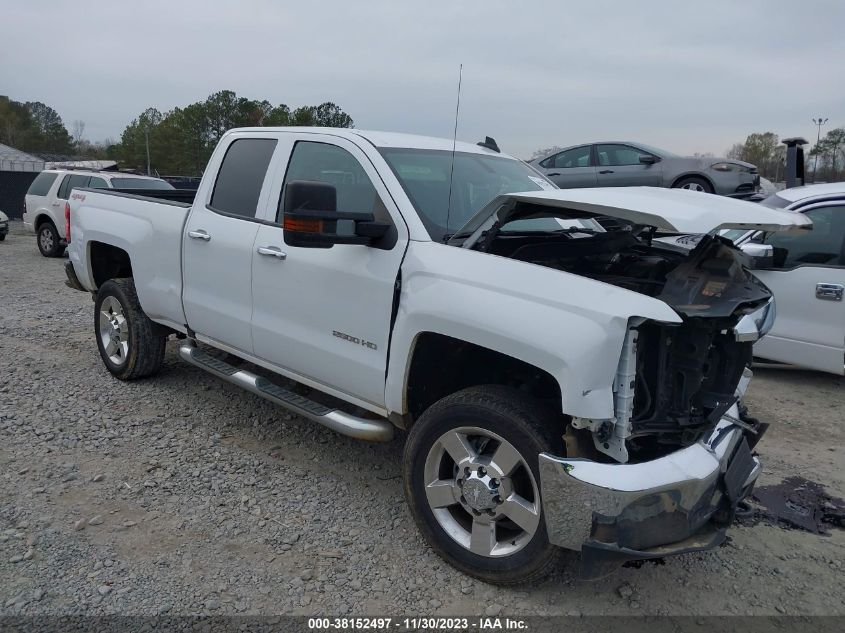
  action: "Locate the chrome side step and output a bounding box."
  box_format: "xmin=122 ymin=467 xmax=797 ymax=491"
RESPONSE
xmin=179 ymin=342 xmax=394 ymax=442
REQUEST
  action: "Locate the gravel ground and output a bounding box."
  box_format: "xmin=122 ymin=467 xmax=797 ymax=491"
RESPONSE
xmin=1 ymin=220 xmax=844 ymax=617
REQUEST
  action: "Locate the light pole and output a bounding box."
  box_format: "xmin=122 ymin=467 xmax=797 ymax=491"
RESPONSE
xmin=144 ymin=125 xmax=151 ymax=176
xmin=812 ymin=117 xmax=828 ymax=183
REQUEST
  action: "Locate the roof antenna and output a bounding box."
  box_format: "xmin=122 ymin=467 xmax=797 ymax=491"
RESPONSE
xmin=445 ymin=63 xmax=463 ymax=240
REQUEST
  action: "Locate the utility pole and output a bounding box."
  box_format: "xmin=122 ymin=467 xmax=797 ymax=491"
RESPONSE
xmin=812 ymin=117 xmax=828 ymax=183
xmin=144 ymin=125 xmax=151 ymax=176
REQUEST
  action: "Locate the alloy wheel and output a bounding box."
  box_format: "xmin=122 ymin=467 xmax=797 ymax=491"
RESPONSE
xmin=98 ymin=295 xmax=130 ymax=366
xmin=422 ymin=426 xmax=541 ymax=557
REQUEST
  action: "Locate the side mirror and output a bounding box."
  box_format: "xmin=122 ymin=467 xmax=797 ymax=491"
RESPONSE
xmin=638 ymin=155 xmax=658 ymax=165
xmin=740 ymin=242 xmax=774 ymax=269
xmin=282 ymin=180 xmax=390 ymax=248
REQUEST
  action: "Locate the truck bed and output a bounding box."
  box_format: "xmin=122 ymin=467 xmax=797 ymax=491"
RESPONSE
xmin=67 ymin=187 xmax=193 ymax=329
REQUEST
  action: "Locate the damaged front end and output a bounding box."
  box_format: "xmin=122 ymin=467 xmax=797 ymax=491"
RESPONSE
xmin=537 ymin=238 xmax=774 ymax=578
xmin=579 ymin=237 xmax=774 ymax=464
xmin=457 ymin=194 xmax=786 ymax=576
xmin=539 ymin=403 xmax=767 ymax=579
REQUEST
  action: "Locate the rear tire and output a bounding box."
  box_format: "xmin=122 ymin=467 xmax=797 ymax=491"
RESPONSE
xmin=94 ymin=278 xmax=166 ymax=380
xmin=403 ymin=385 xmax=563 ymax=584
xmin=37 ymin=221 xmax=64 ymax=257
xmin=673 ymin=176 xmax=714 ymax=194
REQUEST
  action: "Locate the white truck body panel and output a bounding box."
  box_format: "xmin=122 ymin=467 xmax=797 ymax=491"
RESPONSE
xmin=67 ymin=191 xmax=189 ymax=326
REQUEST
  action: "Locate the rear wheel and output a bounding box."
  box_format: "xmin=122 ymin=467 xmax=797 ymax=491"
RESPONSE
xmin=403 ymin=385 xmax=563 ymax=584
xmin=37 ymin=221 xmax=64 ymax=257
xmin=673 ymin=176 xmax=714 ymax=194
xmin=94 ymin=278 xmax=166 ymax=380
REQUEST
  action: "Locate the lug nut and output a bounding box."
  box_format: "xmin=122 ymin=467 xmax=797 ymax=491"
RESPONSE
xmin=478 ymin=466 xmax=486 ymax=476
xmin=491 ymin=478 xmax=499 ymax=487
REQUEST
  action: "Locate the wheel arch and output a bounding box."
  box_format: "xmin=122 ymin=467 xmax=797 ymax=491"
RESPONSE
xmin=670 ymin=172 xmax=715 ymax=191
xmin=34 ymin=213 xmax=56 ymax=230
xmin=402 ymin=332 xmax=564 ymax=426
xmin=88 ymin=241 xmax=133 ymax=289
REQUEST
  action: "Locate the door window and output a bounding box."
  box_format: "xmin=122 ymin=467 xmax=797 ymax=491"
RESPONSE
xmin=596 ymin=144 xmax=653 ymax=166
xmin=278 ymin=141 xmax=386 ymax=222
xmin=56 ymin=174 xmax=90 ymax=200
xmin=210 ymin=138 xmax=278 ymax=219
xmin=764 ymin=206 xmax=845 ymax=267
xmin=547 ymin=146 xmax=592 ymax=169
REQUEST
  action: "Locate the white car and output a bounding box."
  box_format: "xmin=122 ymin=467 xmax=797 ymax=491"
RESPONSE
xmin=662 ymin=182 xmax=845 ymax=375
xmin=23 ymin=169 xmax=174 ymax=257
xmin=67 ymin=127 xmax=807 ymax=582
xmin=0 ymin=209 xmax=8 ymax=241
xmin=738 ymin=183 xmax=845 ymax=374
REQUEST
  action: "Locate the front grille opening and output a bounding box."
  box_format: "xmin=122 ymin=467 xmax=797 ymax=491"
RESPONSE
xmin=629 ymin=319 xmax=752 ymax=458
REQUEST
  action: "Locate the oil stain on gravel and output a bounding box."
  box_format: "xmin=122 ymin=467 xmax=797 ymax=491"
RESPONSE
xmin=742 ymin=476 xmax=845 ymax=535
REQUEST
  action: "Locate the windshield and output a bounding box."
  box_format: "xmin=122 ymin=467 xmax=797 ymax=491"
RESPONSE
xmin=720 ymin=228 xmax=750 ymax=242
xmin=379 ymin=148 xmax=554 ymax=241
xmin=111 ymin=177 xmax=174 ymax=190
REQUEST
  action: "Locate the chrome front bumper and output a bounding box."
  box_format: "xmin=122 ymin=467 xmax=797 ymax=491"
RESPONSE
xmin=539 ymin=406 xmax=762 ymax=579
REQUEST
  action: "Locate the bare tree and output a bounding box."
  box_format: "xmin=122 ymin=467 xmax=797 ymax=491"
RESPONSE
xmin=71 ymin=120 xmax=86 ymax=146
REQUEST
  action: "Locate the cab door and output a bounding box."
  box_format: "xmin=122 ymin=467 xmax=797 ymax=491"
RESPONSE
xmin=594 ymin=144 xmax=662 ymax=187
xmin=752 ymin=202 xmax=845 ymax=374
xmin=537 ymin=145 xmax=597 ymax=188
xmin=182 ymin=136 xmax=278 ymax=354
xmin=250 ymin=134 xmax=408 ymax=408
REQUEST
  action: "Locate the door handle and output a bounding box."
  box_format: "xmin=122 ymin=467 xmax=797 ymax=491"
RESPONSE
xmin=599 ymin=169 xmax=615 ymax=174
xmin=187 ymin=230 xmax=211 ymax=241
xmin=816 ymin=283 xmax=844 ymax=301
xmin=547 ymin=172 xmax=561 ymax=176
xmin=257 ymin=246 xmax=287 ymax=260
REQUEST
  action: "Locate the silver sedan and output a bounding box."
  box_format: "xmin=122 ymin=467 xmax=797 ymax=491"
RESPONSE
xmin=529 ymin=142 xmax=759 ymax=197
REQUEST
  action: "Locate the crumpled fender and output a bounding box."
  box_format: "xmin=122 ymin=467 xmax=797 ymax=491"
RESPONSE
xmin=385 ymin=241 xmax=681 ymax=420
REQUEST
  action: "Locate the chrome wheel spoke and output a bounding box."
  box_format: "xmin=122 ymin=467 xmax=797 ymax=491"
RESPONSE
xmin=425 ymin=479 xmax=458 ymax=508
xmin=469 ymin=517 xmax=496 ymax=556
xmin=490 ymin=441 xmax=522 ymax=477
xmin=439 ymin=430 xmax=475 ymax=465
xmin=500 ymin=494 xmax=540 ymax=533
xmin=104 ymin=339 xmax=118 ymax=357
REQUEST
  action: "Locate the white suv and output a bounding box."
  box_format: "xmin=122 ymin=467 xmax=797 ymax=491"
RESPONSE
xmin=23 ymin=169 xmax=173 ymax=257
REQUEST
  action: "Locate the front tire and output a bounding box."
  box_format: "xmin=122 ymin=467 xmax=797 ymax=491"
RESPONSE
xmin=94 ymin=278 xmax=166 ymax=380
xmin=673 ymin=176 xmax=714 ymax=194
xmin=403 ymin=385 xmax=563 ymax=584
xmin=37 ymin=221 xmax=64 ymax=257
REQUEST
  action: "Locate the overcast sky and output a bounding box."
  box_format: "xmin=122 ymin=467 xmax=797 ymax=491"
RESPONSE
xmin=3 ymin=0 xmax=843 ymax=158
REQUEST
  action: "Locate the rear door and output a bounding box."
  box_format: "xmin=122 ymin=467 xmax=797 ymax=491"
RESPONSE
xmin=182 ymin=136 xmax=278 ymax=354
xmin=537 ymin=146 xmax=597 ymax=188
xmin=250 ymin=134 xmax=408 ymax=408
xmin=594 ymin=144 xmax=662 ymax=187
xmin=752 ymin=202 xmax=845 ymax=374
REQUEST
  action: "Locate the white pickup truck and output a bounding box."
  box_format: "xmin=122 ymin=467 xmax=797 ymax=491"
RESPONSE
xmin=66 ymin=127 xmax=810 ymax=583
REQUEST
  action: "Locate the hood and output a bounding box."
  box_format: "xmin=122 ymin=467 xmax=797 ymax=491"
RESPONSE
xmin=456 ymin=187 xmax=810 ymax=240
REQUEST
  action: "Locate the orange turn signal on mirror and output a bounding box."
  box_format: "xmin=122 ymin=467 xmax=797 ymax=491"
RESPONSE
xmin=284 ymin=217 xmax=323 ymax=233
